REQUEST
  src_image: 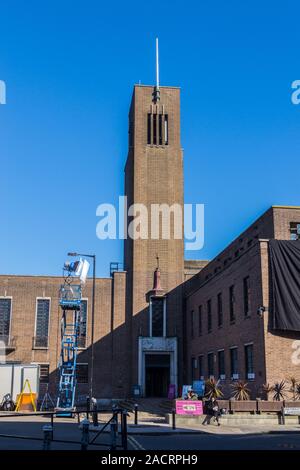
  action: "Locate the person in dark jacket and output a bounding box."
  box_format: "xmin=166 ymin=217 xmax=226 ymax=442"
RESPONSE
xmin=212 ymin=399 xmax=221 ymax=426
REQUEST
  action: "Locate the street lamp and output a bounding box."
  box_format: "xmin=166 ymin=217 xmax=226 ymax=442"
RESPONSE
xmin=68 ymin=251 xmax=96 ymax=403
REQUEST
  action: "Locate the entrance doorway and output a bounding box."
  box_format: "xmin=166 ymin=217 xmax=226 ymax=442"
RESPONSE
xmin=145 ymin=354 xmax=170 ymax=397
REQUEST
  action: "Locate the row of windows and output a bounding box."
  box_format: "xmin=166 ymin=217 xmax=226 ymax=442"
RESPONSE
xmin=190 ymin=277 xmax=251 ymax=337
xmin=147 ymin=113 xmax=168 ymax=145
xmin=191 ymin=344 xmax=254 ymax=381
xmin=0 ymin=298 xmax=88 ymax=349
xmin=38 ymin=363 xmax=88 ymax=384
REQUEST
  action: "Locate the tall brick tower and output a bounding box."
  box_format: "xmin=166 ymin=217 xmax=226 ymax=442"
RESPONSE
xmin=124 ymin=78 xmax=185 ymax=397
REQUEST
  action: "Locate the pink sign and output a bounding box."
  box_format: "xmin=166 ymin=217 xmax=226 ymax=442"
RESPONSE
xmin=176 ymin=400 xmax=203 ymax=416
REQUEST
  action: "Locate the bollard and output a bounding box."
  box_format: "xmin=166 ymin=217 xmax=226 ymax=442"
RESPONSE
xmin=42 ymin=424 xmax=53 ymax=450
xmin=50 ymin=414 xmax=54 ymax=440
xmin=281 ymin=407 xmax=285 ymax=425
xmin=172 ymin=408 xmax=176 ymax=430
xmin=81 ymin=418 xmax=90 ymax=451
xmin=134 ymin=403 xmax=138 ymax=425
xmin=110 ymin=412 xmax=118 ymax=451
xmin=92 ymin=398 xmax=98 ymax=427
xmin=121 ymin=409 xmax=128 ymax=450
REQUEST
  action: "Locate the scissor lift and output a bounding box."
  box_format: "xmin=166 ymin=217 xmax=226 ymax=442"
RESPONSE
xmin=56 ymin=267 xmax=82 ymax=415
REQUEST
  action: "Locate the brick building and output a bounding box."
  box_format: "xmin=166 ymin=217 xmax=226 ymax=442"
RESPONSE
xmin=1 ymin=79 xmax=300 ymax=402
xmin=185 ymin=206 xmax=300 ymax=398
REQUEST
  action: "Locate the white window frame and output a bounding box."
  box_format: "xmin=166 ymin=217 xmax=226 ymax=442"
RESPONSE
xmin=34 ymin=297 xmax=51 ymax=349
xmin=0 ymin=296 xmax=13 ymax=344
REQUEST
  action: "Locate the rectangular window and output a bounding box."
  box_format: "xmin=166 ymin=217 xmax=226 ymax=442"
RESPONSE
xmin=217 ymin=293 xmax=223 ymax=327
xmin=159 ymin=114 xmax=163 ymax=145
xmin=78 ymin=300 xmax=87 ymax=348
xmin=39 ymin=364 xmax=49 ymax=384
xmin=207 ymin=352 xmax=214 ymax=378
xmin=151 ymin=297 xmax=164 ymax=337
xmin=198 ymin=355 xmax=204 ymax=379
xmin=153 ymin=113 xmax=157 ymax=145
xmin=76 ymin=364 xmax=89 ymax=384
xmin=0 ymin=298 xmax=12 ymax=345
xmin=243 ymin=276 xmax=250 ymax=317
xmin=245 ymin=344 xmax=254 ymax=379
xmin=164 ymin=115 xmax=168 ymax=145
xmin=229 ymin=285 xmax=235 ymax=323
xmin=191 ymin=357 xmax=197 ymax=381
xmin=198 ymin=305 xmax=202 ymax=336
xmin=230 ymin=347 xmax=238 ymax=378
xmin=147 ymin=114 xmax=151 ymax=144
xmin=34 ymin=299 xmax=50 ymax=348
xmin=218 ymin=350 xmax=225 ymax=379
xmin=191 ymin=310 xmax=194 ymax=338
xmin=207 ymin=300 xmax=212 ymax=333
xmin=290 ymin=222 xmax=300 ymax=240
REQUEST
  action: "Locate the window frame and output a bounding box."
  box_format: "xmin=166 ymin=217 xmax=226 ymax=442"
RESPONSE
xmin=34 ymin=297 xmax=51 ymax=349
xmin=0 ymin=296 xmax=13 ymax=345
xmin=149 ymin=296 xmax=166 ymax=337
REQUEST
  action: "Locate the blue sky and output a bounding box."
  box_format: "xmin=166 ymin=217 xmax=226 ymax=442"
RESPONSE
xmin=0 ymin=0 xmax=300 ymax=277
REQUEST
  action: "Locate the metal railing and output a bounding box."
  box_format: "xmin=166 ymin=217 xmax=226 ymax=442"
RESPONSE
xmin=0 ymin=407 xmax=128 ymax=451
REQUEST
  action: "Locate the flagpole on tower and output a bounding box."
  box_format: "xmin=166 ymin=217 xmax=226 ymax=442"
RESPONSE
xmin=153 ymin=37 xmax=160 ymax=102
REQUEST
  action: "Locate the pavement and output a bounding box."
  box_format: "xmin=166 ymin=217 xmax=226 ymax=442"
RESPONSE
xmin=0 ymin=414 xmax=299 ymax=450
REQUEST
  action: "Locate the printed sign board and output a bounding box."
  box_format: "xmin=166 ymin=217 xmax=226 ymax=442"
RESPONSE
xmin=176 ymin=400 xmax=203 ymax=416
xmin=284 ymin=407 xmax=300 ymax=416
xmin=181 ymin=385 xmax=192 ymax=399
xmin=192 ymin=380 xmax=205 ymax=397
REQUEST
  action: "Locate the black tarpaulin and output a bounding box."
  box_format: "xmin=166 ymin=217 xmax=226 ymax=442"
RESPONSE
xmin=269 ymin=239 xmax=300 ymax=331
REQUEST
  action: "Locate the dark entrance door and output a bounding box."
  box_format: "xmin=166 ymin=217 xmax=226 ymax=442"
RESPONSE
xmin=145 ymin=354 xmax=170 ymax=397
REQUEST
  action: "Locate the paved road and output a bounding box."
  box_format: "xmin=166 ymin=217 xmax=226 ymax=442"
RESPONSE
xmin=129 ymin=432 xmax=300 ymax=451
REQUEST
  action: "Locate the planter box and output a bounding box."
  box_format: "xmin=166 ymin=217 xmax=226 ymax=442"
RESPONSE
xmin=216 ymin=400 xmax=230 ymax=411
xmin=257 ymin=401 xmax=283 ymax=413
xmin=230 ymin=400 xmax=257 ymax=413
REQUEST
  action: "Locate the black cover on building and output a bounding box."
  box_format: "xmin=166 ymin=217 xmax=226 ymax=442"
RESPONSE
xmin=269 ymin=239 xmax=300 ymax=331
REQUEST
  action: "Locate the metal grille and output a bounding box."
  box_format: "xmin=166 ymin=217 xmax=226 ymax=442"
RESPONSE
xmin=0 ymin=298 xmax=11 ymax=338
xmin=35 ymin=299 xmax=50 ymax=347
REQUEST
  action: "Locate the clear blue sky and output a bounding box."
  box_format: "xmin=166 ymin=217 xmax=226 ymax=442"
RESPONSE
xmin=1 ymin=0 xmax=300 ymax=277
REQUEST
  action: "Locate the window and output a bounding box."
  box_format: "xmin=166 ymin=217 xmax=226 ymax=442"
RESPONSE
xmin=147 ymin=113 xmax=168 ymax=145
xmin=39 ymin=364 xmax=49 ymax=384
xmin=153 ymin=113 xmax=157 ymax=145
xmin=245 ymin=344 xmax=254 ymax=379
xmin=229 ymin=285 xmax=235 ymax=323
xmin=230 ymin=347 xmax=238 ymax=378
xmin=159 ymin=114 xmax=163 ymax=145
xmin=191 ymin=357 xmax=197 ymax=381
xmin=34 ymin=299 xmax=50 ymax=348
xmin=218 ymin=350 xmax=225 ymax=379
xmin=198 ymin=355 xmax=204 ymax=379
xmin=78 ymin=300 xmax=87 ymax=348
xmin=76 ymin=364 xmax=88 ymax=384
xmin=207 ymin=300 xmax=212 ymax=333
xmin=243 ymin=276 xmax=251 ymax=317
xmin=191 ymin=310 xmax=194 ymax=338
xmin=207 ymin=352 xmax=214 ymax=378
xmin=198 ymin=305 xmax=202 ymax=336
xmin=217 ymin=293 xmax=223 ymax=327
xmin=164 ymin=115 xmax=168 ymax=145
xmin=0 ymin=298 xmax=12 ymax=345
xmin=151 ymin=297 xmax=165 ymax=337
xmin=290 ymin=222 xmax=300 ymax=240
xmin=147 ymin=114 xmax=151 ymax=144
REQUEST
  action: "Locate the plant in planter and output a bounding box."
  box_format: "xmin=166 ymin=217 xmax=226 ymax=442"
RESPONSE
xmin=231 ymin=381 xmax=250 ymax=401
xmin=261 ymin=383 xmax=272 ymax=401
xmin=289 ymin=377 xmax=298 ymax=401
xmin=295 ymin=383 xmax=300 ymax=401
xmin=273 ymin=380 xmax=286 ymax=401
xmin=205 ymin=378 xmax=223 ymax=400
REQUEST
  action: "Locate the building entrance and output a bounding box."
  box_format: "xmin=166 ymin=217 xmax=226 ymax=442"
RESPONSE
xmin=145 ymin=354 xmax=170 ymax=397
